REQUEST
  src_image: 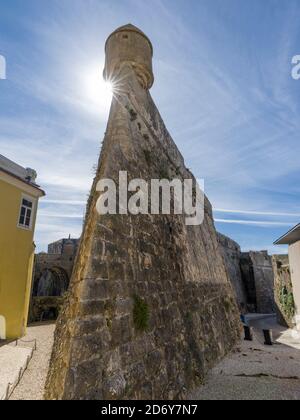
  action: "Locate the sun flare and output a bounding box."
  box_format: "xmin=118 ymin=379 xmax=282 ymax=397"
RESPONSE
xmin=82 ymin=65 xmax=113 ymax=112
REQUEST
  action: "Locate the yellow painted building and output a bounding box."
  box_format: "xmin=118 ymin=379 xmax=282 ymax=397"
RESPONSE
xmin=0 ymin=155 xmax=45 ymax=340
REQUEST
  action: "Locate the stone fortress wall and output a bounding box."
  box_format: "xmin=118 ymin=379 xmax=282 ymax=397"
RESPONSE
xmin=217 ymin=233 xmax=248 ymax=311
xmin=31 ymin=232 xmax=286 ymax=327
xmin=244 ymin=251 xmax=276 ymax=314
xmin=44 ymin=25 xmax=241 ymax=400
xmin=43 ymin=24 xmax=295 ymax=400
xmin=218 ymin=233 xmax=276 ymax=314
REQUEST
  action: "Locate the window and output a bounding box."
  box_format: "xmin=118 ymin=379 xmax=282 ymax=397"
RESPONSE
xmin=18 ymin=197 xmax=34 ymax=229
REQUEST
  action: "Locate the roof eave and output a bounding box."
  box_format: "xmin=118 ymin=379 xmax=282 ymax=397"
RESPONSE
xmin=0 ymin=168 xmax=45 ymax=197
xmin=274 ymin=223 xmax=300 ymax=245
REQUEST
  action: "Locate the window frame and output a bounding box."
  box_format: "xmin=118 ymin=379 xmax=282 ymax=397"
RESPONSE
xmin=17 ymin=194 xmax=36 ymax=231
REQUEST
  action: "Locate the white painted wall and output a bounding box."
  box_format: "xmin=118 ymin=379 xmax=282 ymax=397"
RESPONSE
xmin=289 ymin=240 xmax=300 ymax=327
xmin=0 ymin=315 xmax=6 ymax=340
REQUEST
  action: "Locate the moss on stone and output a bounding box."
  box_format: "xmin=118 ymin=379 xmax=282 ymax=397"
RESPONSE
xmin=279 ymin=287 xmax=295 ymax=320
xmin=129 ymin=109 xmax=138 ymax=121
xmin=143 ymin=149 xmax=152 ymax=165
xmin=158 ymin=166 xmax=171 ymax=181
xmin=224 ymin=300 xmax=232 ymax=312
xmin=133 ymin=295 xmax=149 ymax=331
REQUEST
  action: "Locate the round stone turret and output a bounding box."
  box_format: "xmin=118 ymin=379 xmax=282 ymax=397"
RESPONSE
xmin=104 ymin=24 xmax=154 ymax=90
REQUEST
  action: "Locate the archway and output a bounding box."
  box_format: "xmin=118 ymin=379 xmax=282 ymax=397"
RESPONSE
xmin=40 ymin=307 xmax=59 ymax=322
xmin=31 ymin=268 xmax=70 ymax=322
xmin=33 ymin=267 xmax=69 ymax=297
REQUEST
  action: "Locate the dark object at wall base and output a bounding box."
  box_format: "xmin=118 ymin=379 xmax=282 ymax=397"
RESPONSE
xmin=263 ymin=329 xmax=273 ymax=346
xmin=244 ymin=326 xmax=253 ymax=341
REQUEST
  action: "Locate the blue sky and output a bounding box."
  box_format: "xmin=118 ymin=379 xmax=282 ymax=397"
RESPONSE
xmin=0 ymin=0 xmax=300 ymax=253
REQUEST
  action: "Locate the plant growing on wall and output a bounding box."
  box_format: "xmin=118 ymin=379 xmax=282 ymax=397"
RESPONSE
xmin=133 ymin=295 xmax=149 ymax=331
xmin=143 ymin=149 xmax=152 ymax=165
xmin=279 ymin=286 xmax=295 ymax=320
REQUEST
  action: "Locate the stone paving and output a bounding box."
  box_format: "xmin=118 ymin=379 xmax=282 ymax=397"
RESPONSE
xmin=9 ymin=317 xmax=300 ymax=400
xmin=0 ymin=344 xmax=33 ymax=400
xmin=189 ymin=316 xmax=300 ymax=400
xmin=9 ymin=322 xmax=55 ymax=400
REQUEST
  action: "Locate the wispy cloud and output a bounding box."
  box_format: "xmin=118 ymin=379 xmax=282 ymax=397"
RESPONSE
xmin=43 ymin=199 xmax=86 ymax=205
xmin=215 ymin=219 xmax=297 ymax=227
xmin=214 ymin=208 xmax=300 ymax=218
xmin=38 ymin=212 xmax=84 ymax=219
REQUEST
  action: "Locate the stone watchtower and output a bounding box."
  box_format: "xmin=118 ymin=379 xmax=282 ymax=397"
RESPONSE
xmin=45 ymin=25 xmax=240 ymax=400
xmin=103 ymin=24 xmax=154 ymax=89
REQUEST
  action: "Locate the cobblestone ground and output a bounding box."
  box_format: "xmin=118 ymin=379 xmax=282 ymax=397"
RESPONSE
xmin=9 ymin=323 xmax=55 ymax=400
xmin=189 ymin=320 xmax=300 ymax=400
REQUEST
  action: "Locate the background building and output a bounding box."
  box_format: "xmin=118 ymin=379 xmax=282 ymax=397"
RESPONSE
xmin=47 ymin=237 xmax=79 ymax=255
xmin=0 ymin=154 xmax=45 ymax=340
xmin=218 ymin=233 xmax=276 ymax=314
xmin=29 ymin=237 xmax=79 ymax=323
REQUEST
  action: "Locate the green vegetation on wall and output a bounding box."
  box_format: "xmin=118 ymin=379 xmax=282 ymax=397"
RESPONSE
xmin=133 ymin=295 xmax=149 ymax=331
xmin=279 ymin=286 xmax=295 ymax=320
